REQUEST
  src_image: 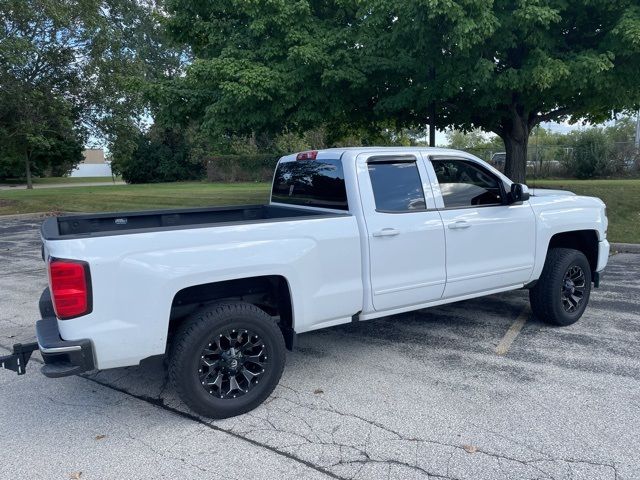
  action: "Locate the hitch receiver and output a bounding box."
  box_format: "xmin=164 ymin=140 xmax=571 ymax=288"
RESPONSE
xmin=0 ymin=342 xmax=39 ymax=375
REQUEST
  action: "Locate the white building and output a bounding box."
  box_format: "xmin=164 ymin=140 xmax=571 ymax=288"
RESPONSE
xmin=70 ymin=149 xmax=113 ymax=177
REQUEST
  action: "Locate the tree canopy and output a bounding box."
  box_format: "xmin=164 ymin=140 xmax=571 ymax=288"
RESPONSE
xmin=162 ymin=0 xmax=640 ymax=182
xmin=0 ymin=0 xmax=181 ymax=184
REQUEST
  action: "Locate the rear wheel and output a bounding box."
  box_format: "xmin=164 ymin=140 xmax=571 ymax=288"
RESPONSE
xmin=529 ymin=247 xmax=592 ymax=326
xmin=169 ymin=302 xmax=286 ymax=418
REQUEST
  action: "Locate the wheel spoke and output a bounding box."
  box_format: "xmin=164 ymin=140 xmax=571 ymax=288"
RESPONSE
xmin=202 ymin=345 xmax=221 ymax=356
xmin=241 ymin=335 xmax=262 ymax=350
xmin=571 ymin=293 xmax=582 ymax=305
xmin=201 ymin=357 xmax=219 ymax=368
xmin=244 ymin=347 xmax=266 ymax=365
xmin=242 ymin=368 xmax=257 ymax=382
xmin=204 ymin=371 xmax=223 ymax=388
xmin=228 ymin=375 xmax=241 ymax=395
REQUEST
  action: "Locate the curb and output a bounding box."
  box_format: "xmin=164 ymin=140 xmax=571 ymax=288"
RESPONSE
xmin=0 ymin=212 xmax=52 ymax=220
xmin=611 ymin=243 xmax=640 ymax=254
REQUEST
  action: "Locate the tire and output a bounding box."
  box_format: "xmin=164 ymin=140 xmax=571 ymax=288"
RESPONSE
xmin=529 ymin=247 xmax=592 ymax=326
xmin=169 ymin=301 xmax=286 ymax=419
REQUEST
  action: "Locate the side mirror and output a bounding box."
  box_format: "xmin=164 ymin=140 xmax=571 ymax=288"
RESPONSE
xmin=509 ymin=183 xmax=530 ymax=203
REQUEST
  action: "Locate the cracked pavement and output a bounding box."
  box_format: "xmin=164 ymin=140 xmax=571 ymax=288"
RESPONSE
xmin=1 ymin=215 xmax=639 ymax=479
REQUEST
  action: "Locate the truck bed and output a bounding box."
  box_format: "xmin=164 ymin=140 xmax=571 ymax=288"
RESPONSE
xmin=41 ymin=204 xmax=341 ymax=239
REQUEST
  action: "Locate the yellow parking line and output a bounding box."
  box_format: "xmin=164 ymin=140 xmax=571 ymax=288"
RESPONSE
xmin=496 ymin=307 xmax=529 ymax=355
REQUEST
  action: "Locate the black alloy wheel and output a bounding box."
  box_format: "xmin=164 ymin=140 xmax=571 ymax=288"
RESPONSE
xmin=561 ymin=265 xmax=587 ymax=313
xmin=198 ymin=328 xmax=268 ymax=399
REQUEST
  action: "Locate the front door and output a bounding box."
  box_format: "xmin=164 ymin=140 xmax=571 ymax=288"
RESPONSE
xmin=428 ymin=156 xmax=536 ymax=298
xmin=358 ymin=153 xmax=446 ymax=311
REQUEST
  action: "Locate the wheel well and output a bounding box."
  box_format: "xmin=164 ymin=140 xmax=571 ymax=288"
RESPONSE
xmin=169 ymin=275 xmax=295 ymax=350
xmin=548 ymin=230 xmax=599 ymax=274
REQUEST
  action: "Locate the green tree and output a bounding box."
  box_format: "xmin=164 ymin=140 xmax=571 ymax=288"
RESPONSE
xmin=112 ymin=125 xmax=203 ymax=184
xmin=0 ymin=0 xmax=91 ymax=185
xmin=360 ymin=1 xmax=640 ymax=182
xmin=162 ymin=1 xmax=640 ymax=182
xmin=86 ymin=0 xmax=183 ymax=160
xmin=159 ymin=0 xmax=364 ymax=142
xmin=566 ymin=128 xmax=616 ymax=179
xmin=0 ymin=0 xmax=182 ymax=185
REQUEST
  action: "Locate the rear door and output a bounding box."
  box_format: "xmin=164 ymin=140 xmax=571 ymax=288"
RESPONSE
xmin=357 ymin=153 xmax=446 ymax=311
xmin=426 ymin=156 xmax=536 ymax=298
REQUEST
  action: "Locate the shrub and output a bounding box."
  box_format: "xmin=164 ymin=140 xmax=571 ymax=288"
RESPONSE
xmin=115 ymin=128 xmax=204 ymax=184
xmin=205 ymin=154 xmax=280 ymax=182
xmin=566 ymin=129 xmax=617 ymax=179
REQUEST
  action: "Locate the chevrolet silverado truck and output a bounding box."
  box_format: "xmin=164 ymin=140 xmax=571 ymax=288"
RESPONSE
xmin=1 ymin=147 xmax=609 ymax=418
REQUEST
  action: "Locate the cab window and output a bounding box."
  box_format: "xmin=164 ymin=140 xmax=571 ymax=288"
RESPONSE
xmin=431 ymin=159 xmax=504 ymax=208
xmin=272 ymin=158 xmax=348 ymax=210
xmin=367 ymin=160 xmax=426 ymax=212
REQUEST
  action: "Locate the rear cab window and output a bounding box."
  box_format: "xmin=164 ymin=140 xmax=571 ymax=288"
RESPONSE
xmin=367 ymin=160 xmax=426 ymax=212
xmin=271 ymin=158 xmax=348 ymax=210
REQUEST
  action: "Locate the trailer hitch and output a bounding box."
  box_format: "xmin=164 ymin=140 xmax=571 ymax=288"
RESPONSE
xmin=0 ymin=342 xmax=39 ymax=375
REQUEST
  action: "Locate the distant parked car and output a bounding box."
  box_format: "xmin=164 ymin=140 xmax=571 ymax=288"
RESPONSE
xmin=491 ymin=152 xmax=506 ymax=169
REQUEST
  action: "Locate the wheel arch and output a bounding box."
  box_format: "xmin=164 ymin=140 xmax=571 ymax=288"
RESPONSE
xmin=547 ymin=230 xmax=599 ymax=275
xmin=168 ymin=275 xmax=296 ymax=350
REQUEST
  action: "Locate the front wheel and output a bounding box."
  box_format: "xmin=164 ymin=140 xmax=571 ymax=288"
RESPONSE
xmin=169 ymin=302 xmax=286 ymax=418
xmin=529 ymin=247 xmax=592 ymax=326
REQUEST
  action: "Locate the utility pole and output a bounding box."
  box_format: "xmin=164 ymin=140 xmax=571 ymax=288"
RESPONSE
xmin=635 ymin=109 xmax=640 ymax=148
xmin=428 ymin=67 xmax=436 ymax=147
xmin=429 ymin=102 xmax=436 ymax=147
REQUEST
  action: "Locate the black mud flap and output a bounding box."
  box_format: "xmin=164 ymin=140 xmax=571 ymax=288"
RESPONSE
xmin=0 ymin=342 xmax=39 ymax=375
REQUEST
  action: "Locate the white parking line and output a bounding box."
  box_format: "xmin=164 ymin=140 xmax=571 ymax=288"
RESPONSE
xmin=496 ymin=307 xmax=529 ymax=355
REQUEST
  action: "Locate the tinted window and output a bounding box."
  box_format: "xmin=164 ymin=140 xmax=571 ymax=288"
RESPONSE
xmin=432 ymin=159 xmax=503 ymax=208
xmin=271 ymin=158 xmax=348 ymax=210
xmin=367 ymin=161 xmax=426 ymax=212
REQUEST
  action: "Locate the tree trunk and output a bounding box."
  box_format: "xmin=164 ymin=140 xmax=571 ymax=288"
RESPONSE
xmin=501 ymin=109 xmax=530 ymax=184
xmin=24 ymin=150 xmax=33 ymax=190
xmin=502 ymin=134 xmax=528 ymax=183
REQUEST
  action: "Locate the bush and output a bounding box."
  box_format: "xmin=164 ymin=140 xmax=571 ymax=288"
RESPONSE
xmin=566 ymin=129 xmax=618 ymax=179
xmin=115 ymin=128 xmax=204 ymax=184
xmin=205 ymin=154 xmax=280 ymax=182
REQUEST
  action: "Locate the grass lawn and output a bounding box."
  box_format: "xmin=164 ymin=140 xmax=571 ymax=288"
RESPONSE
xmin=0 ymin=178 xmax=637 ymax=243
xmin=0 ymin=182 xmax=270 ymax=216
xmin=1 ymin=176 xmax=121 ymax=185
xmin=33 ymin=176 xmax=122 ymax=184
xmin=533 ymin=179 xmax=640 ymax=244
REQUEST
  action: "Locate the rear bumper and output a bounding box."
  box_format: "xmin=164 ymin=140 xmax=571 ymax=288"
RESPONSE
xmin=2 ymin=289 xmax=94 ymax=377
xmin=36 ymin=317 xmax=95 ymax=378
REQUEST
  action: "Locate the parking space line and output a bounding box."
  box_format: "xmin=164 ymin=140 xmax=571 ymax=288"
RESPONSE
xmin=496 ymin=307 xmax=529 ymax=355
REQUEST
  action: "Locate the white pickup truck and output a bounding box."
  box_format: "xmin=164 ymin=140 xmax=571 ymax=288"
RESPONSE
xmin=1 ymin=147 xmax=609 ymax=418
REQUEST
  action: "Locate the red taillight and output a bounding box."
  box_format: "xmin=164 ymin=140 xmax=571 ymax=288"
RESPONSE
xmin=48 ymin=259 xmax=92 ymax=320
xmin=296 ymin=150 xmax=318 ymax=161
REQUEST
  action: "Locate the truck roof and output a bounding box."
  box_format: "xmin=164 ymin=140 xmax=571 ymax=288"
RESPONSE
xmin=278 ymin=146 xmax=474 ymax=163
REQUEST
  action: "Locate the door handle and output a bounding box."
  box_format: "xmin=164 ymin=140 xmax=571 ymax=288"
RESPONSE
xmin=448 ymin=220 xmax=471 ymax=230
xmin=372 ymin=228 xmax=400 ymax=237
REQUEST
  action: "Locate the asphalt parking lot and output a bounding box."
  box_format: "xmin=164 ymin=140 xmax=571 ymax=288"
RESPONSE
xmin=1 ymin=215 xmax=639 ymax=480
